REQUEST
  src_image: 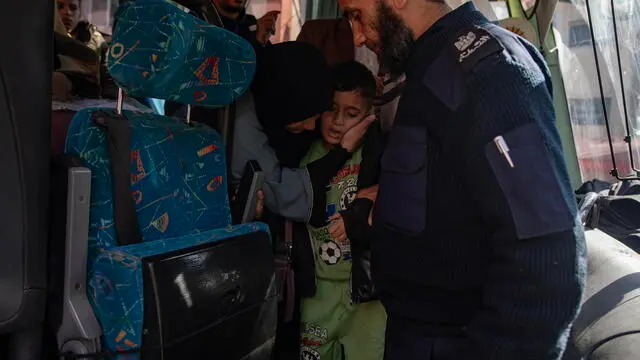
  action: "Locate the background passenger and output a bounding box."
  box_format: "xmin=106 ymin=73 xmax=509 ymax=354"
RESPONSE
xmin=53 ymin=1 xmax=100 ymax=102
xmin=167 ymin=0 xmax=280 ymax=123
xmin=57 ymin=0 xmax=106 ymax=51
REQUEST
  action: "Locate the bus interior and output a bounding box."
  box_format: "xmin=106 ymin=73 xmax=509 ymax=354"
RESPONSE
xmin=0 ymin=0 xmax=639 ymax=359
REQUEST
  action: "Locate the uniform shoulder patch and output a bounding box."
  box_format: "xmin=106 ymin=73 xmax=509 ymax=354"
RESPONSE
xmin=450 ymin=26 xmax=504 ymax=73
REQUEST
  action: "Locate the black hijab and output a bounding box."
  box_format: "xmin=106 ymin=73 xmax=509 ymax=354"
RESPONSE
xmin=251 ymin=42 xmax=333 ymax=168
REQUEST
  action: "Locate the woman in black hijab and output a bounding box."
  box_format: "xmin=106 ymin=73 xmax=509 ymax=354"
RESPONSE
xmin=232 ymin=41 xmax=371 ymax=226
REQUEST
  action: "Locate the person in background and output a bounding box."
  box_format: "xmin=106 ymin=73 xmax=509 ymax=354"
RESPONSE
xmin=297 ymin=9 xmax=354 ymax=66
xmin=174 ymin=0 xmax=280 ymax=49
xmin=57 ymin=0 xmax=106 ymax=52
xmin=297 ymin=60 xmax=386 ymax=360
xmin=53 ymin=0 xmax=100 ymax=102
xmin=343 ymin=0 xmax=587 ymax=359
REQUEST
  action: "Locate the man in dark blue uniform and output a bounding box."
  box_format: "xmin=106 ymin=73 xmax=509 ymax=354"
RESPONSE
xmin=342 ymin=1 xmax=587 ymax=359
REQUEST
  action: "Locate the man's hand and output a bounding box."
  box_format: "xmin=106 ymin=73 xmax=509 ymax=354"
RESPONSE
xmin=356 ymin=185 xmax=378 ymax=225
xmin=341 ymin=114 xmax=375 ymax=152
xmin=328 ymin=213 xmax=348 ymax=243
xmin=256 ymin=11 xmax=280 ymax=45
xmin=52 ymin=71 xmax=73 ymax=102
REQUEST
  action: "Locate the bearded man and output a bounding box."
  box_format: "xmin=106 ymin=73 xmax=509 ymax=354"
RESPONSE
xmin=342 ymin=1 xmax=587 ymax=359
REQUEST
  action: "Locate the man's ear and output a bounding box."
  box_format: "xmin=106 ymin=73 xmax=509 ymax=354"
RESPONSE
xmin=388 ymin=0 xmax=409 ymax=11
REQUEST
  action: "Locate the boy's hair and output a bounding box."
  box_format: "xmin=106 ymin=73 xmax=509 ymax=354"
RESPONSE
xmin=330 ymin=61 xmax=377 ymax=104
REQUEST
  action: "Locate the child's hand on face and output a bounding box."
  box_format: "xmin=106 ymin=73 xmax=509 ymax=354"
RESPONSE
xmin=328 ymin=213 xmax=348 ymax=243
xmin=340 ymin=114 xmax=375 ymax=152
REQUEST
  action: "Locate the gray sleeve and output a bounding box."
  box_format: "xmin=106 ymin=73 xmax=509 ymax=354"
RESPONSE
xmin=231 ymin=95 xmax=313 ymax=222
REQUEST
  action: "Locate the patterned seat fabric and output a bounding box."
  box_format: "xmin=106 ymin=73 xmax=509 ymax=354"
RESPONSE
xmin=66 ymin=108 xmax=232 ymax=259
xmin=63 ymin=1 xmax=271 ymax=357
xmin=88 ymin=222 xmax=270 ymax=353
xmin=107 ymin=0 xmax=256 ymax=108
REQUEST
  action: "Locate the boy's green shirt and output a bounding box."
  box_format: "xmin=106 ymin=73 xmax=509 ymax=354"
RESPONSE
xmin=300 ymin=140 xmax=363 ymax=281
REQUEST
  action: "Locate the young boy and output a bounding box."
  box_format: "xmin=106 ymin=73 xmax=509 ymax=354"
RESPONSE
xmin=298 ymin=61 xmax=386 ymax=360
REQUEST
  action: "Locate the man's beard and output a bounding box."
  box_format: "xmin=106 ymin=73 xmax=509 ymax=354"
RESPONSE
xmin=375 ymin=1 xmax=414 ymax=77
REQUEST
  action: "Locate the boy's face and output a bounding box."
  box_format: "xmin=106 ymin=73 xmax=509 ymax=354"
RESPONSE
xmin=321 ymin=90 xmax=371 ymax=145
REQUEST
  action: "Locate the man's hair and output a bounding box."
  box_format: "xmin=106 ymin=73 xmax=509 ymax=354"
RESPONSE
xmin=330 ymin=61 xmax=377 ymax=103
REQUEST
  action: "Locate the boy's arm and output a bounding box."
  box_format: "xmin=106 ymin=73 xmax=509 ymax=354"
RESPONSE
xmin=340 ymin=197 xmax=375 ymax=242
xmin=308 ymin=115 xmax=376 ymax=227
xmin=340 ymin=119 xmax=384 ymax=240
xmin=306 ymin=147 xmax=352 ymax=227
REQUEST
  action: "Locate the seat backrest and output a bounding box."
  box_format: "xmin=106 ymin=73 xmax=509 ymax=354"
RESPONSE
xmin=567 ymin=229 xmax=640 ymax=359
xmin=64 ymin=0 xmax=256 ymax=253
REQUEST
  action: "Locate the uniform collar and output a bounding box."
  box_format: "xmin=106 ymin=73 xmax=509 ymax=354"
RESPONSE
xmin=406 ymin=2 xmax=489 ymax=78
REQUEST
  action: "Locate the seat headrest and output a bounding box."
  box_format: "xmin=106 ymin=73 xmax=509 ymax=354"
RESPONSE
xmin=107 ymin=0 xmax=256 ymax=108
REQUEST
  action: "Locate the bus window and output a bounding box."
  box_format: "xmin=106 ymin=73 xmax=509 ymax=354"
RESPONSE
xmin=554 ymin=0 xmax=640 ymax=182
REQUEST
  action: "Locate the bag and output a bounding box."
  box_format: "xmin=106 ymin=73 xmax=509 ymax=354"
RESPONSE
xmin=274 ymin=219 xmax=296 ymax=322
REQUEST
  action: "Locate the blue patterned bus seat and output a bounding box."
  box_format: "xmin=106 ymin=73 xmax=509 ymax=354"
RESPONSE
xmin=107 ymin=0 xmax=256 ymax=108
xmin=65 ymin=108 xmax=231 ymax=258
xmin=62 ymin=0 xmax=272 ymax=357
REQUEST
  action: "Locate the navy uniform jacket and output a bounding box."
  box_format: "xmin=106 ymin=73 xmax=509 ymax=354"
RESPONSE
xmin=371 ymin=3 xmax=587 ymax=360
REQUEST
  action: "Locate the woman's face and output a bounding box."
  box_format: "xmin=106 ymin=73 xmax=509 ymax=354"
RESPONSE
xmin=285 ymin=114 xmax=319 ymax=134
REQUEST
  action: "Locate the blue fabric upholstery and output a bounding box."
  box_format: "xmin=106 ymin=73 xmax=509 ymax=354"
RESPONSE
xmin=108 ymin=0 xmax=256 ymax=108
xmin=65 ymin=108 xmax=232 ymax=260
xmin=62 ymin=1 xmax=270 ymax=357
xmin=88 ymin=222 xmax=270 ymax=354
xmin=64 ymin=107 xmax=271 ymax=357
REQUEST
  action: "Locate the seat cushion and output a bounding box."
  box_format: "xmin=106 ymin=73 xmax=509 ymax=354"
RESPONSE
xmin=89 ymin=222 xmax=273 ymax=356
xmin=65 ymin=108 xmax=231 ymax=254
xmin=567 ymin=229 xmax=640 ymax=359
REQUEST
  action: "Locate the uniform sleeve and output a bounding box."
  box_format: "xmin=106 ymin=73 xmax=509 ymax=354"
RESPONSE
xmin=232 ymin=97 xmax=314 ymax=222
xmin=455 ymin=60 xmax=586 ymax=360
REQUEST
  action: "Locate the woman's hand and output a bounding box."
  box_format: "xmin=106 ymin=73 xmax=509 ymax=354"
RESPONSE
xmin=255 ymin=190 xmax=265 ymax=220
xmin=340 ymin=114 xmax=375 ymax=152
xmin=328 ymin=213 xmax=348 ymax=243
xmin=231 ymin=189 xmax=265 ymax=221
